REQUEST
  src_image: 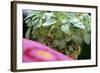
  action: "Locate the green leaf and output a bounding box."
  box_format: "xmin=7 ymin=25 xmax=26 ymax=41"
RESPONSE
xmin=24 ymin=14 xmax=34 ymax=20
xmin=25 ymin=19 xmax=30 ymax=24
xmin=26 ymin=18 xmax=39 ymax=27
xmin=65 ymin=34 xmax=72 ymax=42
xmin=73 ymin=22 xmax=85 ymax=29
xmin=54 ymin=30 xmax=63 ymax=39
xmin=58 ymin=40 xmax=66 ymax=49
xmin=66 ymin=12 xmax=76 ymax=20
xmin=25 ymin=28 xmax=31 ymax=39
xmin=61 ymin=24 xmax=69 ymax=33
xmin=32 ymin=15 xmax=39 ymax=20
xmin=54 ymin=12 xmax=66 ymax=20
xmin=31 ymin=18 xmax=40 ymax=26
xmin=36 ymin=19 xmax=42 ymax=27
xmin=65 ymin=49 xmax=70 ymax=55
xmin=84 ymin=32 xmax=91 ymax=44
xmin=42 ymin=19 xmax=56 ymax=26
xmin=80 ymin=14 xmax=91 ymax=25
xmin=27 ymin=22 xmax=32 ymax=27
xmin=71 ymin=18 xmax=79 ymax=23
xmin=56 ymin=12 xmax=67 ymax=24
xmin=72 ymin=35 xmax=82 ymax=44
xmin=53 ymin=40 xmax=59 ymax=46
xmin=43 ymin=12 xmax=54 ymax=19
xmin=61 ymin=19 xmax=67 ymax=24
xmin=68 ymin=45 xmax=74 ymax=52
xmin=71 ymin=18 xmax=85 ymax=29
xmin=24 ymin=11 xmax=38 ymax=20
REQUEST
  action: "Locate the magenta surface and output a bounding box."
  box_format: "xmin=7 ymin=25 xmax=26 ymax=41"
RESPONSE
xmin=23 ymin=39 xmax=73 ymax=62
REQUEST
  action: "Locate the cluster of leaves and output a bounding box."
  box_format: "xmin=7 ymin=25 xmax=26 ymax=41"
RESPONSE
xmin=24 ymin=10 xmax=91 ymax=59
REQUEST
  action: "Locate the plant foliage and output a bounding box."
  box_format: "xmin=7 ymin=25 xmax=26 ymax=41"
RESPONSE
xmin=24 ymin=10 xmax=91 ymax=59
